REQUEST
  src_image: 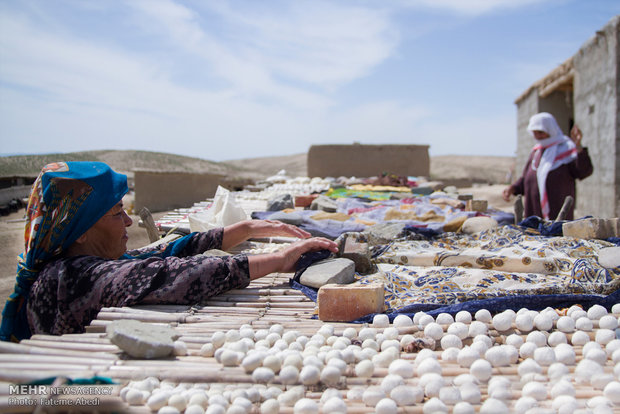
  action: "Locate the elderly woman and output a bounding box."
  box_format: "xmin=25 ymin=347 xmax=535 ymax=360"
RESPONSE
xmin=503 ymin=112 xmax=593 ymax=221
xmin=0 ymin=162 xmax=337 ymax=342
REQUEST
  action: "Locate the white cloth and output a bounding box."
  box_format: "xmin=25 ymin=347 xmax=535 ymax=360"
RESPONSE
xmin=527 ymin=113 xmax=577 ymax=219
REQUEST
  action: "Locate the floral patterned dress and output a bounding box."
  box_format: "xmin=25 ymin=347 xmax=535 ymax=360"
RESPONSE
xmin=27 ymin=229 xmax=250 ymax=335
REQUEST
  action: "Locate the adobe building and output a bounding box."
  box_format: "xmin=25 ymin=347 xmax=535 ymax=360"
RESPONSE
xmin=307 ymin=144 xmax=430 ymax=179
xmin=514 ymin=15 xmax=620 ymax=218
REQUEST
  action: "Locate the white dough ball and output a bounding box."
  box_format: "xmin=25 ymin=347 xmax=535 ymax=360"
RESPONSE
xmin=355 ymin=359 xmax=374 ymax=378
xmin=260 ymin=399 xmax=279 ymax=414
xmin=515 ymin=313 xmax=534 ymax=332
xmin=374 ymin=398 xmax=398 ymax=414
xmin=424 ymin=322 xmax=444 ymax=340
xmin=587 ymin=304 xmax=608 ymax=320
xmin=422 ymin=397 xmax=448 ymax=414
xmin=480 ymin=398 xmax=509 ymax=414
xmin=514 ymin=396 xmax=538 ymax=414
xmin=556 ymin=316 xmax=576 ymax=333
xmin=388 ymin=359 xmax=414 ymax=378
xmin=468 ymin=321 xmax=488 ymax=337
xmin=533 ymin=313 xmax=553 ymax=331
xmin=440 ymin=334 xmax=462 ymax=350
xmin=575 ymin=358 xmax=604 ymax=383
xmin=168 ymin=394 xmax=188 ymax=411
xmin=505 ymin=333 xmax=524 ymax=347
xmin=383 ymin=327 xmax=399 ymax=340
xmin=293 ymin=398 xmax=318 ymax=414
xmin=447 ymin=322 xmax=469 ymax=339
xmin=603 ymin=381 xmax=620 ymax=404
xmin=612 ymin=303 xmax=620 ymax=314
xmin=362 ymin=386 xmax=385 ymax=407
xmin=393 ymin=314 xmax=413 ymax=328
xmin=346 ymin=387 xmax=364 ymax=402
xmin=534 ymin=346 xmax=556 ymax=366
xmin=576 ymin=316 xmax=594 ymax=331
xmin=158 ymin=407 xmax=181 ymax=414
xmin=519 ymin=341 xmax=537 ymax=359
xmin=518 ymin=358 xmax=542 ymax=377
xmin=571 ymin=330 xmax=591 ymax=346
xmin=585 ymin=348 xmax=608 ymax=365
xmin=595 ymin=329 xmax=616 ymax=345
xmin=390 ymin=385 xmax=423 ymax=405
xmin=522 ymin=381 xmax=547 ymax=401
xmin=299 ymin=365 xmax=321 ymax=385
xmin=459 ymin=383 xmax=481 ymax=404
xmin=492 ymin=312 xmax=514 ymax=332
xmin=554 ymin=344 xmax=576 ymax=365
xmin=548 ymin=362 xmax=570 ymax=380
xmin=455 ymin=311 xmax=472 ymax=324
xmin=550 ymin=379 xmax=576 ymax=398
xmin=441 ymin=347 xmax=459 ymax=363
xmin=457 ymin=346 xmax=480 ymax=368
xmin=322 ymin=397 xmax=347 ymax=414
xmin=548 ymin=331 xmax=567 ymax=346
xmin=418 ymin=314 xmax=435 ymax=327
xmin=252 ymin=367 xmax=275 ymax=384
xmin=591 ymin=373 xmax=614 ymax=390
xmin=453 ymin=401 xmax=475 ymax=414
xmin=320 ymin=365 xmax=341 ymax=387
xmin=484 ymin=346 xmax=510 ymax=367
xmin=417 ymin=357 xmax=442 ymax=376
xmin=438 ymin=386 xmax=461 ymax=404
xmin=380 ymin=374 xmax=404 ymax=394
xmin=279 ymin=365 xmax=299 ymax=385
xmin=435 ymin=313 xmax=454 ymax=325
xmin=469 ymin=359 xmax=492 ymax=382
xmin=184 ymin=405 xmax=205 ymax=414
xmin=526 ymin=330 xmax=547 ymax=347
xmin=474 ymin=309 xmax=492 ymax=323
xmin=373 ymin=314 xmax=390 ymax=328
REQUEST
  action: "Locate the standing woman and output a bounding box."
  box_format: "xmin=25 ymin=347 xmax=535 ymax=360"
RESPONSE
xmin=503 ymin=112 xmax=593 ymax=221
xmin=1 ymin=162 xmax=337 ymax=341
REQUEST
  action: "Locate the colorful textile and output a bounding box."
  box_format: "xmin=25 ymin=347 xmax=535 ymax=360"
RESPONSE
xmin=27 ymin=229 xmax=250 ymax=335
xmin=359 ymin=225 xmax=619 ymax=312
xmin=326 ymin=188 xmax=395 ymax=201
xmin=1 ymin=162 xmax=128 ymax=342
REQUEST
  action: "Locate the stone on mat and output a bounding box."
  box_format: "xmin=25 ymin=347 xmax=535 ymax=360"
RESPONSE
xmin=309 ymin=195 xmax=338 ymax=212
xmin=107 ymin=319 xmax=178 ymax=359
xmin=466 ymin=199 xmax=488 ymax=212
xmin=295 ymin=194 xmax=318 ymax=208
xmin=299 ymin=258 xmax=356 ymax=289
xmin=267 ymin=194 xmax=294 ymax=211
xmin=268 ymin=211 xmax=304 ymax=225
xmin=461 ymin=217 xmax=498 ymax=234
xmin=364 ymin=222 xmax=407 ymax=245
xmin=338 ymin=233 xmax=375 ymax=274
xmin=562 ymin=218 xmax=619 ymax=240
xmin=318 ymin=282 xmax=385 ymax=322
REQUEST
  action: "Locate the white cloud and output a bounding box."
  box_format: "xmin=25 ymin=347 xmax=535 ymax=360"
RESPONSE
xmin=395 ymin=0 xmax=553 ymax=15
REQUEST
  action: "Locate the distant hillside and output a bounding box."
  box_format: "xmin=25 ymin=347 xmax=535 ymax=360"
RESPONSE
xmin=0 ymin=150 xmax=514 ymax=185
xmin=0 ymin=150 xmax=260 ymax=179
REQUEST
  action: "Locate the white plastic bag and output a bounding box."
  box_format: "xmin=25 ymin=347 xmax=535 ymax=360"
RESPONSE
xmin=189 ymin=186 xmax=248 ymax=232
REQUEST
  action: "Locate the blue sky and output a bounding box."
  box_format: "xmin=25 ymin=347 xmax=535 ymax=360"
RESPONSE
xmin=1 ymin=0 xmax=618 ymax=161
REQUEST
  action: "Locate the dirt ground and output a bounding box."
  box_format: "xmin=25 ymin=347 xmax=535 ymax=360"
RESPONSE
xmin=0 ymin=184 xmax=512 ymax=312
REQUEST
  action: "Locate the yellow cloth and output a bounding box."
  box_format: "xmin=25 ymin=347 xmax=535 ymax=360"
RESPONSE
xmin=349 ymin=184 xmax=412 ymax=193
xmin=310 ymin=212 xmax=352 ymax=222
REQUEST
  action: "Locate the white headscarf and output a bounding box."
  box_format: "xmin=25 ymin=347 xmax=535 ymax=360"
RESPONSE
xmin=527 ymin=112 xmax=577 ymax=219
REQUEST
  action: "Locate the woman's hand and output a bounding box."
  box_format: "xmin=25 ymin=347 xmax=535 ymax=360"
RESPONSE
xmin=570 ymin=125 xmax=583 ymax=151
xmin=248 ymin=237 xmax=338 ymax=279
xmin=221 ymin=220 xmax=311 ymax=250
xmin=502 ymin=186 xmax=514 ymax=202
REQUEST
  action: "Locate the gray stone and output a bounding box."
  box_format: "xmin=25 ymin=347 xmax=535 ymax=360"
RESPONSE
xmin=461 ymin=217 xmax=499 ymax=234
xmin=107 ymin=319 xmax=178 ymax=359
xmin=598 ymin=247 xmax=620 ymax=269
xmin=336 ymin=232 xmax=375 ymax=274
xmin=410 ymin=186 xmax=434 ymax=195
xmin=268 ymin=211 xmax=304 ymax=225
xmin=299 ymin=258 xmax=356 ymax=289
xmin=267 ymin=194 xmax=294 ymax=211
xmin=310 ymin=195 xmax=338 ymax=212
xmin=364 ymin=222 xmax=407 ymax=245
xmin=562 ymin=218 xmax=619 ymax=240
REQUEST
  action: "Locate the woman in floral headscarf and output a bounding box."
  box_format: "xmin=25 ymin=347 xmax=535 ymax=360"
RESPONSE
xmin=1 ymin=162 xmax=337 ymax=341
xmin=502 ymin=112 xmax=593 ymax=221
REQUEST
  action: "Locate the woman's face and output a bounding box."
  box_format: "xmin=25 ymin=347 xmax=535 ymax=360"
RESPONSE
xmin=80 ymin=201 xmax=133 ymax=259
xmin=532 ymin=130 xmax=550 ymax=140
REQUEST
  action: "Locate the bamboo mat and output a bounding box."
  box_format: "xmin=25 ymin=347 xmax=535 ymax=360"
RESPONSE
xmin=1 ymin=272 xmax=619 ymax=413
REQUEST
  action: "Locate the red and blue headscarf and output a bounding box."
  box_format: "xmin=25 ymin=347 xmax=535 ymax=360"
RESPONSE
xmin=0 ymin=162 xmax=128 ymax=342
